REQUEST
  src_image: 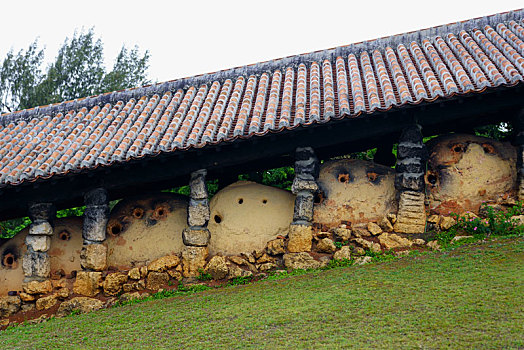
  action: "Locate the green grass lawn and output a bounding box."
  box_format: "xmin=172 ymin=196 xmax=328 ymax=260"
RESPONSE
xmin=2 ymin=237 xmax=523 ymax=349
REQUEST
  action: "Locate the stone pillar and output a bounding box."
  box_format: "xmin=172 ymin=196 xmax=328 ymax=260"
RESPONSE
xmin=394 ymin=124 xmax=428 ymax=234
xmin=514 ymin=109 xmax=524 ymax=201
xmin=288 ymin=147 xmax=319 ymax=252
xmin=23 ymin=203 xmax=56 ymax=281
xmin=181 ymin=169 xmax=210 ymax=277
xmin=80 ymin=188 xmax=109 ymax=272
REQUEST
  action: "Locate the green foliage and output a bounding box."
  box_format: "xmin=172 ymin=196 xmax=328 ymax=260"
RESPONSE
xmin=474 ymin=122 xmax=513 ymax=141
xmin=334 ymin=241 xmax=348 ymax=249
xmin=196 ymin=269 xmax=213 ymax=281
xmin=0 ymin=217 xmax=31 ymax=239
xmin=0 ymin=27 xmax=150 ymax=114
xmin=364 ymin=249 xmax=397 ymax=263
xmin=227 ymin=275 xmax=254 ymax=286
xmin=163 ymin=179 xmax=219 ymax=198
xmin=323 ymin=258 xmax=352 ymax=269
xmin=239 ymin=166 xmax=295 ymax=190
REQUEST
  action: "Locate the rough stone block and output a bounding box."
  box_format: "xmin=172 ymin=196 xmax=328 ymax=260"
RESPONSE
xmin=188 ymin=199 xmax=210 ymax=227
xmin=266 ymin=238 xmax=286 ymax=255
xmin=56 ymin=297 xmax=104 ymax=318
xmin=316 ymin=238 xmax=336 ymax=253
xmin=204 ymin=256 xmax=229 ymax=280
xmin=182 ymin=227 xmax=211 ymax=246
xmin=23 ymin=280 xmax=52 ymax=295
xmin=29 ymin=222 xmax=53 ymax=236
xmin=73 ymin=271 xmax=102 ymax=297
xmin=84 ymin=188 xmax=108 ymax=206
xmin=0 ymin=296 xmax=21 ymax=318
xmin=103 ymin=273 xmax=129 ymax=296
xmin=367 ymin=222 xmax=383 ymax=236
xmin=378 ymin=232 xmax=413 ymax=250
xmin=283 ymin=252 xmax=321 ymax=270
xmin=332 ymin=227 xmax=352 ymax=241
xmin=146 ymin=272 xmax=169 ymax=291
xmin=80 ymin=244 xmax=107 ymax=271
xmin=395 ymin=174 xmax=425 ymax=192
xmin=287 ymin=224 xmax=312 ymax=253
xmin=333 ymin=246 xmax=351 ymax=261
xmin=28 ymin=203 xmax=55 ymax=224
xmin=147 ymin=255 xmax=180 ymax=272
xmin=189 ymin=169 xmax=208 ymax=200
xmin=394 ymin=191 xmax=426 ymax=234
xmin=22 ymin=249 xmax=50 ymax=279
xmin=182 ymin=246 xmax=208 ymax=277
xmin=128 ymin=267 xmax=141 ymax=280
xmin=293 ymin=192 xmax=314 ymax=223
xmin=36 ymin=294 xmax=58 ymax=311
xmin=83 ymin=205 xmax=109 ymax=242
xmin=291 ymin=178 xmax=318 ymax=194
xmin=25 ymin=235 xmax=51 ymax=252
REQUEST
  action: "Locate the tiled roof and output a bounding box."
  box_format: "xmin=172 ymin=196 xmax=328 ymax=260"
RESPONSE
xmin=0 ymin=10 xmax=523 ymax=188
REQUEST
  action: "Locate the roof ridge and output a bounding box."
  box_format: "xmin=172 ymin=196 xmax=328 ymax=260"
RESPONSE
xmin=1 ymin=8 xmax=523 ymax=126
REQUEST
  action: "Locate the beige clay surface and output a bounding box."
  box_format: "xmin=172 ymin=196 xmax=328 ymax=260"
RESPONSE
xmin=0 ymin=217 xmax=83 ymax=295
xmin=106 ymin=193 xmax=188 ymax=269
xmin=313 ymin=159 xmax=397 ymax=228
xmin=426 ymin=134 xmax=517 ymax=215
xmin=208 ymin=181 xmax=294 ymax=255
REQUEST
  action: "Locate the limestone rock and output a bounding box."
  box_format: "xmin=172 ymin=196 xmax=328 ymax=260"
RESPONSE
xmin=20 ymin=292 xmax=36 ymax=302
xmin=287 ymin=224 xmax=312 ymax=252
xmin=119 ymin=292 xmax=142 ymax=303
xmin=353 ymin=247 xmax=366 ymax=256
xmin=128 ymin=267 xmax=141 ymax=280
xmin=0 ymin=296 xmax=21 ymax=317
xmin=378 ymin=217 xmax=394 ymax=233
xmin=440 ymin=216 xmax=457 ymax=230
xmin=36 ymin=294 xmax=58 ymax=311
xmin=188 ymin=199 xmax=210 ymax=227
xmin=283 ymin=253 xmax=321 ymax=270
xmin=451 ymin=235 xmax=474 ymax=243
xmin=73 ymin=271 xmax=102 ymax=297
xmin=427 ymin=240 xmax=441 ymax=251
xmin=227 ymin=264 xmax=252 ymax=279
xmin=103 ymin=273 xmax=129 ymax=296
xmin=353 ymin=238 xmax=382 ymax=253
xmin=23 ymin=280 xmax=52 ymax=295
xmin=259 ymin=263 xmax=278 ymax=272
xmin=148 ymin=255 xmax=180 ymax=272
xmin=394 ymin=191 xmax=426 ymax=234
xmin=22 ymin=250 xmax=50 ymax=278
xmin=146 ymin=272 xmax=169 ymax=291
xmin=57 ymin=288 xmax=69 ymax=299
xmin=205 ymin=256 xmax=229 ymax=280
xmin=332 ymin=228 xmax=352 ymax=241
xmin=182 ymin=228 xmax=211 ymax=247
xmin=140 ymin=266 xmax=148 ymax=278
xmin=378 ymin=233 xmax=413 ymax=250
xmin=511 ymin=215 xmax=524 ymax=226
xmin=21 ymin=303 xmax=35 ymax=313
xmin=29 ymin=222 xmax=53 ymax=236
xmin=229 ymin=256 xmax=247 ymax=265
xmin=256 ymin=253 xmax=274 ymax=264
xmin=51 ymin=279 xmax=66 ymax=289
xmin=316 ymin=238 xmax=336 ymax=253
xmin=413 ymin=238 xmax=426 ymax=245
xmin=56 ymin=297 xmax=104 ymax=317
xmin=25 ymin=235 xmax=51 ymax=252
xmin=182 ymin=246 xmax=208 ymax=277
xmin=395 ymin=250 xmax=410 ymax=257
xmin=354 ymin=256 xmax=372 ymax=265
xmin=387 ymin=213 xmax=397 ymax=224
xmin=427 ymin=215 xmax=440 ymax=224
xmin=167 ymin=270 xmax=182 ymax=281
xmin=367 ymin=222 xmax=383 ymax=236
xmin=266 ymin=238 xmax=286 ymax=255
xmin=80 ymin=244 xmax=108 ymax=271
xmin=315 ymin=231 xmax=331 ymax=239
xmin=241 ymin=252 xmax=256 ymax=264
xmin=352 ymin=227 xmax=371 ymax=238
xmin=333 ymin=246 xmax=351 ymax=261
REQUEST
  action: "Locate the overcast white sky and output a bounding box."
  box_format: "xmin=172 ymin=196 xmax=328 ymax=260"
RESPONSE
xmin=0 ymin=1 xmax=522 ymax=84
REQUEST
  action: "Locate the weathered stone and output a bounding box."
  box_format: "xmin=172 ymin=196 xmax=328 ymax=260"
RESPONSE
xmin=241 ymin=252 xmax=256 ymax=264
xmin=378 ymin=233 xmax=413 ymax=250
xmin=148 ymin=255 xmax=180 ymax=272
xmin=427 ymin=240 xmax=441 ymax=251
xmin=19 ymin=292 xmax=36 ymax=302
xmin=229 ymin=256 xmax=247 ymax=266
xmin=227 ymin=264 xmax=248 ymax=279
xmin=146 ymin=272 xmax=169 ymax=291
xmin=253 ymin=249 xmax=264 ymax=259
xmin=28 ymin=203 xmax=56 ymax=224
xmin=182 ymin=227 xmax=211 ymax=246
xmin=167 ymin=270 xmax=182 ymax=281
xmin=352 ymin=227 xmax=371 ymax=237
xmin=353 ymin=238 xmax=381 ymax=253
xmin=427 ymin=215 xmax=440 ymax=224
xmin=189 ymin=169 xmax=208 ymax=200
xmin=315 ymin=231 xmax=331 ymax=239
xmin=22 ymin=249 xmax=50 ymax=278
xmin=182 ymin=246 xmax=208 ymax=277
xmin=128 ymin=267 xmax=141 ymax=280
xmin=80 ymin=244 xmax=107 ymax=271
xmin=21 ymin=303 xmax=35 ymax=313
xmin=367 ymin=222 xmax=383 ymax=236
xmin=84 ymin=187 xmax=108 ymax=206
xmin=137 ymin=279 xmax=146 ymax=290
xmin=439 ymin=216 xmax=457 ymax=230
xmin=140 ymin=266 xmax=148 ymax=279
xmin=103 ymin=273 xmax=128 ymax=296
xmin=259 ymin=263 xmax=278 ymax=272
xmin=0 ymin=296 xmax=21 ymax=317
xmin=205 ymin=256 xmax=229 ymax=280
xmin=25 ymin=235 xmax=51 ymax=252
xmin=291 ymin=178 xmax=318 ymax=193
xmin=188 ymin=199 xmax=210 ymax=227
xmin=395 ymin=250 xmax=410 ymax=257
xmin=413 ymin=238 xmax=426 ymax=245
xmin=29 ymin=222 xmax=53 ymax=236
xmin=56 ymin=297 xmax=104 ymax=317
xmin=266 ymin=238 xmax=286 ymax=255
xmin=451 ymin=235 xmax=474 ymax=243
xmin=511 ymin=215 xmax=524 ymax=226
xmin=256 ymin=253 xmax=274 ymax=264
xmin=332 ymin=228 xmax=352 ymax=241
xmin=36 ymin=294 xmax=58 ymax=311
xmin=73 ymin=271 xmax=102 ymax=297
xmin=119 ymin=292 xmax=142 ymax=303
xmin=353 ymin=247 xmax=366 ymax=256
xmin=283 ymin=252 xmax=321 ymax=270
xmin=478 ymin=204 xmax=504 ymax=218
xmin=56 ymin=288 xmax=69 ymax=299
xmin=378 ymin=217 xmax=394 ymax=233
xmin=394 ymin=191 xmax=426 ymax=234
xmin=354 ymin=256 xmax=372 ymax=265
xmin=387 ymin=213 xmax=397 ymax=224
xmin=287 ymin=224 xmax=312 ymax=252
xmin=333 ymin=246 xmax=352 ymax=261
xmin=293 ymin=192 xmax=314 ymax=222
xmin=316 ymin=238 xmax=336 ymax=253
xmin=83 ymin=205 xmax=109 ymax=242
xmin=23 ymin=280 xmax=53 ymax=295
xmin=51 ymin=278 xmax=66 ymax=289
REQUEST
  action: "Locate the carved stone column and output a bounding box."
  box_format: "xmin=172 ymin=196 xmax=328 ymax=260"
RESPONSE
xmin=80 ymin=188 xmax=109 ymax=272
xmin=23 ymin=203 xmax=55 ymax=281
xmin=514 ymin=109 xmax=524 ymax=201
xmin=287 ymin=147 xmax=319 ymax=252
xmin=394 ymin=124 xmax=428 ymax=234
xmin=181 ymin=169 xmax=210 ymax=277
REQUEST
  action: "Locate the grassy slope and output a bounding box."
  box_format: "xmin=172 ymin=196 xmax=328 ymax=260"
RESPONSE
xmin=1 ymin=237 xmax=523 ymax=349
